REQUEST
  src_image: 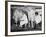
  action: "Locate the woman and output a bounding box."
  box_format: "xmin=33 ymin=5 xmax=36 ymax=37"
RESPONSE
xmin=19 ymin=13 xmax=28 ymax=28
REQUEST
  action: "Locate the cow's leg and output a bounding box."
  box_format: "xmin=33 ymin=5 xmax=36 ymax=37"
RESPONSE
xmin=28 ymin=22 xmax=30 ymax=28
xmin=31 ymin=21 xmax=34 ymax=28
xmin=15 ymin=21 xmax=18 ymax=26
xmin=25 ymin=23 xmax=27 ymax=28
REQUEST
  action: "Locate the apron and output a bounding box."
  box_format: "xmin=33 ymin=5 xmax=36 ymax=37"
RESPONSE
xmin=20 ymin=14 xmax=28 ymax=26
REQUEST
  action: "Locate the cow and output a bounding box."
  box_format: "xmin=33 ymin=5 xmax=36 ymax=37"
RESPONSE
xmin=13 ymin=9 xmax=28 ymax=28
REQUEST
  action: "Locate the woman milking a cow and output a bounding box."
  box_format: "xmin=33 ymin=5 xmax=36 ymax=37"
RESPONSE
xmin=11 ymin=8 xmax=42 ymax=31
